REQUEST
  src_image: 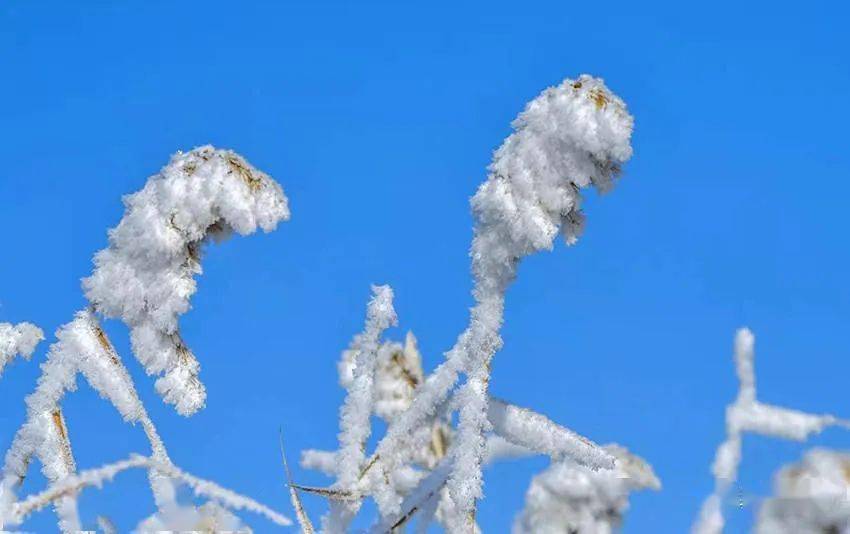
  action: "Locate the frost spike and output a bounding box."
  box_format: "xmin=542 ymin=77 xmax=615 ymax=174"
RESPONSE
xmin=487 ymin=398 xmax=614 ymax=469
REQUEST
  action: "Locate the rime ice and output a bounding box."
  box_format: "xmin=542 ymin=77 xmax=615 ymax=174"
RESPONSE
xmin=83 ymin=146 xmax=289 ymax=416
xmin=0 ymin=322 xmax=43 ymax=376
xmin=0 ymin=148 xmax=290 ymax=533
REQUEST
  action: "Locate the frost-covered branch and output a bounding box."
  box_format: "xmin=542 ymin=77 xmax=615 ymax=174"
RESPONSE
xmin=693 ymin=328 xmax=850 ymax=534
xmin=7 ymin=454 xmax=290 ymax=530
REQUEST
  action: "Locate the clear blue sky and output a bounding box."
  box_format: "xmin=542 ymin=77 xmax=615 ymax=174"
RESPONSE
xmin=1 ymin=1 xmax=849 ymax=532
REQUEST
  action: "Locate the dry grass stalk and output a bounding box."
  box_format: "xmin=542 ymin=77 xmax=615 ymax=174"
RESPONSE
xmin=279 ymin=432 xmax=315 ymax=534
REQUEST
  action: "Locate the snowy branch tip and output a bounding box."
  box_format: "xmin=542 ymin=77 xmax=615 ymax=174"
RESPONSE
xmin=82 ymin=146 xmax=290 ymax=415
xmin=471 ymin=75 xmax=634 ymax=291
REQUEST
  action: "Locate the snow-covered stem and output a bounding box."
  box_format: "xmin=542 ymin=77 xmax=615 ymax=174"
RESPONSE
xmin=281 ymin=435 xmax=315 ymax=534
xmin=693 ymin=328 xmax=850 ymax=534
xmin=323 ymin=285 xmax=397 ymax=532
xmin=8 ymin=454 xmax=291 ymax=528
xmin=148 ymin=457 xmax=293 ymax=527
xmin=0 ymin=310 xmax=181 ymax=531
xmin=487 ymin=397 xmax=614 ymax=468
xmin=368 ymin=458 xmax=453 ymax=534
xmin=10 ymin=455 xmax=148 ymax=523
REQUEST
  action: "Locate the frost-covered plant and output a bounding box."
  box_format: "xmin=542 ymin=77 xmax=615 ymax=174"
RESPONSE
xmin=2 ymin=74 xmax=662 ymax=532
xmin=0 ymin=147 xmax=291 ymax=532
xmin=513 ymin=444 xmax=660 ymax=534
xmin=693 ymin=329 xmax=850 ymax=534
xmin=755 ymin=448 xmax=850 ymax=533
xmin=293 ymin=74 xmax=637 ymax=533
xmin=299 ymin=284 xmax=652 ymax=532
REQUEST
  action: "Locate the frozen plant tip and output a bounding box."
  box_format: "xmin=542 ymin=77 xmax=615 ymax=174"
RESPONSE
xmin=83 ymin=146 xmax=289 ymax=416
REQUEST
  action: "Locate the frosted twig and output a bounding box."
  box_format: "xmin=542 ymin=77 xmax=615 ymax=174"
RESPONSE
xmin=280 ymin=432 xmax=315 ymax=534
xmin=488 ymin=397 xmax=615 ymax=469
xmin=8 ymin=454 xmax=291 ymax=528
xmin=324 ymin=285 xmax=397 ymax=532
xmin=150 ymin=457 xmax=292 ymax=526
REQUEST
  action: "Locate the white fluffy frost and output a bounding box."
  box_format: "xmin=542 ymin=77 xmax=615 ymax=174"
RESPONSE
xmin=323 ymin=285 xmax=397 ymax=533
xmin=83 ymin=146 xmax=289 ymax=416
xmin=0 ymin=322 xmax=43 ymax=376
xmin=513 ymin=444 xmax=660 ymax=534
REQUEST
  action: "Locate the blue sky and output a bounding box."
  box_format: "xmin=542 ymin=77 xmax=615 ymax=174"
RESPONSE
xmin=1 ymin=1 xmax=849 ymax=531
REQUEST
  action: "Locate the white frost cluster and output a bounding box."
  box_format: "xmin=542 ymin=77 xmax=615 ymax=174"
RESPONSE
xmin=756 ymin=449 xmax=850 ymax=533
xmin=513 ymin=444 xmax=661 ymax=534
xmin=83 ymin=146 xmax=289 ymax=415
xmin=693 ymin=329 xmax=850 ymax=534
xmin=470 ymin=74 xmax=634 ymax=295
xmin=338 ymin=331 xmax=424 ymax=422
xmin=0 ymin=322 xmax=43 ymax=376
